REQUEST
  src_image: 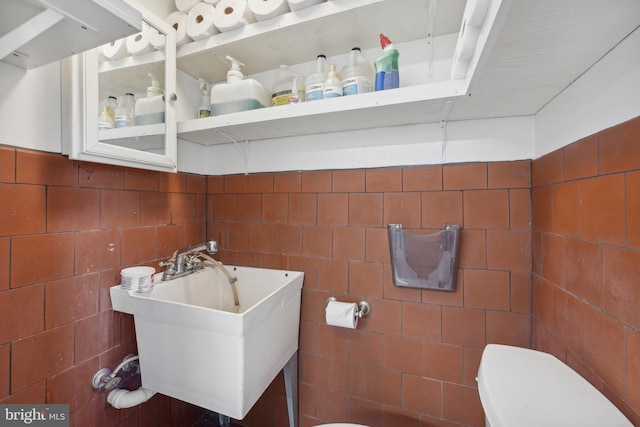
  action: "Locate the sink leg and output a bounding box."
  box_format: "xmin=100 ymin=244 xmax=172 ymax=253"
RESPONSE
xmin=218 ymin=414 xmax=230 ymax=427
xmin=283 ymin=351 xmax=299 ymax=427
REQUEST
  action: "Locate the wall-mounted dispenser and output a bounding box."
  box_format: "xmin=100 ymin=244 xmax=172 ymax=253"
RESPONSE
xmin=387 ymin=224 xmax=461 ymax=292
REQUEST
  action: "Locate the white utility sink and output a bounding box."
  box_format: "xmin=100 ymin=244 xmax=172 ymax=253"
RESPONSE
xmin=110 ymin=265 xmax=304 ymax=421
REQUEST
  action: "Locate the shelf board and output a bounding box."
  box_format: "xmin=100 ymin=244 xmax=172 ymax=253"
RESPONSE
xmin=0 ymin=0 xmax=141 ymax=69
xmin=176 ymin=0 xmax=465 ymax=83
xmin=98 ymin=123 xmax=166 ymax=150
xmin=177 ymin=81 xmax=466 ymax=145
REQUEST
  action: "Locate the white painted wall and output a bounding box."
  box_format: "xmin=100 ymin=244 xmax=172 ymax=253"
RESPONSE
xmin=534 ymin=26 xmax=640 ymax=158
xmin=0 ymin=61 xmax=61 ymax=153
xmin=179 ymin=116 xmax=534 ymax=175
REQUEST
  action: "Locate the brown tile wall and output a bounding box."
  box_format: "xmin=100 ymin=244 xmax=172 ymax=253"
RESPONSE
xmin=531 ymin=116 xmax=640 ymax=425
xmin=208 ymin=160 xmax=533 ymax=427
xmin=0 ymin=147 xmax=208 ymax=426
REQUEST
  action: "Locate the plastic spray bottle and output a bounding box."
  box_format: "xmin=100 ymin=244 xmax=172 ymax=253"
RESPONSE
xmin=198 ymin=79 xmax=211 ymax=118
xmin=305 ymin=54 xmax=329 ymax=101
xmin=374 ymin=33 xmax=399 ymax=91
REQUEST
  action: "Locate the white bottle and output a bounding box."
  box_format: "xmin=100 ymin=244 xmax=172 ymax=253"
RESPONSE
xmin=271 ymin=65 xmax=305 ymax=106
xmin=115 ymin=92 xmax=135 ymax=128
xmin=134 ymin=74 xmax=165 ymax=125
xmin=106 ymin=95 xmax=118 ymax=120
xmin=323 ymin=65 xmax=342 ymax=98
xmin=210 ymin=56 xmax=271 ymax=115
xmin=98 ymin=105 xmax=114 ymax=130
xmin=341 ymin=47 xmax=374 ymax=96
xmin=198 ymin=79 xmax=211 ymax=118
xmin=305 ymin=54 xmax=328 ymax=102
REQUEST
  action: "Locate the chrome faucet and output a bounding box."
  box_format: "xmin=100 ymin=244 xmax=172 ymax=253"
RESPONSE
xmin=160 ymin=240 xmax=218 ymax=281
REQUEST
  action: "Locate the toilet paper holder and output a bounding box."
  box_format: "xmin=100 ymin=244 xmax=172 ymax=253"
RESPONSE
xmin=325 ymin=297 xmax=371 ymax=318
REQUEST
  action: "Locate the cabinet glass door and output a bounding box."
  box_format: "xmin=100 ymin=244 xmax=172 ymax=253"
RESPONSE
xmin=63 ymin=12 xmax=177 ymax=172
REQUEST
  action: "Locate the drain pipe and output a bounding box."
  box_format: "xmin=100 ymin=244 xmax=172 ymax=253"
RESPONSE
xmin=107 ymin=386 xmax=156 ymax=409
xmin=92 ymin=354 xmax=156 ymax=409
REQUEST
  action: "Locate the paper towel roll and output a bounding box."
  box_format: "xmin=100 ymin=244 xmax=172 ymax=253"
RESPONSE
xmin=248 ymin=0 xmax=290 ymax=21
xmin=203 ymin=0 xmax=221 ymax=4
xmin=213 ymin=0 xmax=257 ymax=32
xmin=325 ymin=300 xmax=358 ymax=329
xmin=175 ymin=0 xmax=201 ymax=12
xmin=126 ymin=24 xmax=155 ymax=56
xmin=167 ymin=11 xmax=193 ymax=46
xmin=100 ymin=39 xmax=128 ymax=61
xmin=187 ymin=2 xmax=220 ymax=40
xmin=286 ymin=0 xmax=324 ymax=12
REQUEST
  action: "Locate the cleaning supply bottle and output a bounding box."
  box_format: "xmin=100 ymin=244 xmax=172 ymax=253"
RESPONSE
xmin=322 ymin=65 xmax=342 ymax=98
xmin=114 ymin=92 xmax=135 ymax=128
xmin=289 ymin=77 xmax=301 ymax=104
xmin=374 ymin=33 xmax=400 ymax=91
xmin=98 ymin=105 xmax=114 ymax=130
xmin=271 ymin=65 xmax=305 ymax=106
xmin=305 ymin=54 xmax=329 ymax=102
xmin=341 ymin=47 xmax=374 ymax=96
xmin=210 ymin=56 xmax=271 ymax=115
xmin=198 ymin=79 xmax=211 ymax=118
xmin=134 ymin=74 xmax=165 ymax=125
xmin=106 ymin=95 xmax=118 ymax=120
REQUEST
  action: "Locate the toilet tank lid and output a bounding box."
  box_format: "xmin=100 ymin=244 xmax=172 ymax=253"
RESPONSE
xmin=477 ymin=345 xmax=633 ymax=427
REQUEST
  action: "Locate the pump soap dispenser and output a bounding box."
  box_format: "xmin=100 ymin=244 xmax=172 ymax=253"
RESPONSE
xmin=210 ymin=56 xmax=271 ymax=116
xmin=135 ymin=74 xmax=165 ymax=125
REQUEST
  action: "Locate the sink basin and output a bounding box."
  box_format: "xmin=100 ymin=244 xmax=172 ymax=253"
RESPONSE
xmin=110 ymin=265 xmax=304 ymax=419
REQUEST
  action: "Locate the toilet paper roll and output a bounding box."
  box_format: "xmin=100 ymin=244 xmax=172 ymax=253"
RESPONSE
xmin=248 ymin=0 xmax=290 ymax=21
xmin=187 ymin=2 xmax=220 ymax=40
xmin=148 ymin=27 xmax=166 ymax=50
xmin=126 ymin=24 xmax=155 ymax=56
xmin=463 ymin=0 xmax=490 ymax=27
xmin=100 ymin=39 xmax=128 ymax=61
xmin=175 ymin=0 xmax=201 ymax=12
xmin=286 ymin=0 xmax=324 ymax=12
xmin=213 ymin=0 xmax=257 ymax=33
xmin=325 ymin=300 xmax=358 ymax=329
xmin=203 ymin=0 xmax=221 ymax=4
xmin=166 ymin=11 xmax=193 ymax=46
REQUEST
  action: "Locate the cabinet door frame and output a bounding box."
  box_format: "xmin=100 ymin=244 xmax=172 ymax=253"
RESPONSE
xmin=62 ymin=12 xmax=177 ymax=172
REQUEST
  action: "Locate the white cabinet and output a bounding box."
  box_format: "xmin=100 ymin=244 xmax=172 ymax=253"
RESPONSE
xmin=62 ymin=9 xmax=178 ymax=172
xmin=62 ymin=0 xmax=509 ymax=171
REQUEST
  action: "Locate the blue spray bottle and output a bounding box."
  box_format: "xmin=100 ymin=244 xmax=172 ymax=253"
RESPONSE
xmin=374 ymin=33 xmax=400 ymax=91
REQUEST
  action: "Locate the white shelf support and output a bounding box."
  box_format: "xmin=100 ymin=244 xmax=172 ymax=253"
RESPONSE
xmin=425 ymin=0 xmax=438 ymax=78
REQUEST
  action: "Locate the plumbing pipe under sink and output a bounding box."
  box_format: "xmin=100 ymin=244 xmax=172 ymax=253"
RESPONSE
xmin=107 ymin=387 xmax=156 ymax=409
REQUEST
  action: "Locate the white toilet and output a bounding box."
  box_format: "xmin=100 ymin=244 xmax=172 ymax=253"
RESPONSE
xmin=477 ymin=344 xmax=633 ymax=427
